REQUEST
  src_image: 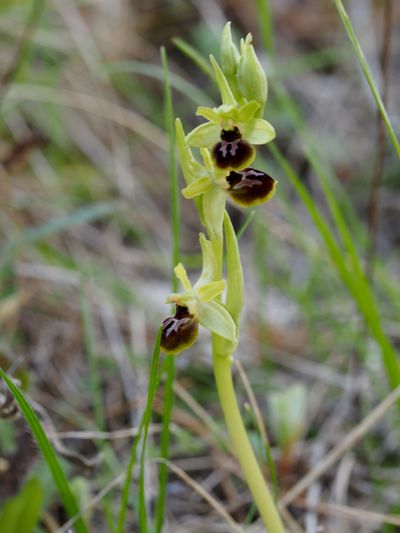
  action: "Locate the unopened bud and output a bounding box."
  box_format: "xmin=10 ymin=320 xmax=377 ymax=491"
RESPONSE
xmin=237 ymin=34 xmax=268 ymax=110
xmin=221 ymin=22 xmax=240 ymax=78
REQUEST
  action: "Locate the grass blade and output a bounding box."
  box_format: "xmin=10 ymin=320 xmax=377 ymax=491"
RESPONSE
xmin=116 ymin=328 xmax=162 ymax=533
xmin=1 ymin=201 xmax=116 ymax=268
xmin=172 ymin=37 xmax=214 ymax=80
xmin=0 ymin=369 xmax=89 ymax=533
xmin=269 ymin=143 xmax=400 ymax=389
xmin=154 ymin=46 xmax=180 ymax=533
xmin=333 ymin=0 xmax=400 ymax=159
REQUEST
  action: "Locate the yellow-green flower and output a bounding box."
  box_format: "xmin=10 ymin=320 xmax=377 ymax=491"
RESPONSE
xmin=161 ymin=235 xmax=237 ymax=355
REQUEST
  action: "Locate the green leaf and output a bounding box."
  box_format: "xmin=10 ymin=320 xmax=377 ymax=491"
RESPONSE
xmin=197 ymin=300 xmax=237 ymax=344
xmin=224 ymin=212 xmax=244 ymax=328
xmin=0 ymin=370 xmax=88 ymax=533
xmin=241 ymin=118 xmax=276 ymax=144
xmin=186 ymin=121 xmax=220 ymax=148
xmin=0 ymin=478 xmax=43 ymax=533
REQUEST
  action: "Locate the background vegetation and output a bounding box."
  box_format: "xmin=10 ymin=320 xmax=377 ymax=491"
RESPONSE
xmin=0 ymin=0 xmax=399 ymax=531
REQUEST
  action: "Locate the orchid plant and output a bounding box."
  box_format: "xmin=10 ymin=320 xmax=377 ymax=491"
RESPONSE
xmin=160 ymin=23 xmax=285 ymax=532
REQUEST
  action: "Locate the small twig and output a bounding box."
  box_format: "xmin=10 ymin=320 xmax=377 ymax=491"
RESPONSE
xmin=49 ymin=424 xmax=163 ymax=441
xmin=279 ymin=385 xmax=400 ymax=507
xmin=235 ymin=360 xmax=270 ymax=448
xmin=292 ymin=498 xmax=400 ymax=528
xmin=365 ymin=0 xmax=394 ymax=280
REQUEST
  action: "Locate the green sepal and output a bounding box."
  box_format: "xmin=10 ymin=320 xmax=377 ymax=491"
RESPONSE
xmin=223 ymin=211 xmax=244 ymax=328
xmin=186 ymin=121 xmax=220 ymax=148
xmin=241 ymin=118 xmax=276 ymax=144
xmin=197 ymin=299 xmax=237 ymax=344
xmin=175 ymin=118 xmax=203 ymax=183
xmin=182 ymin=176 xmax=212 ymax=199
xmin=209 ymin=54 xmax=237 ymax=106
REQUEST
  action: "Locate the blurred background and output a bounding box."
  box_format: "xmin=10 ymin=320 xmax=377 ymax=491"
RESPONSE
xmin=0 ymin=0 xmax=399 ymax=532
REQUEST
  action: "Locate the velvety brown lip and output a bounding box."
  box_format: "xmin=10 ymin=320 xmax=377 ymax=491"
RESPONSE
xmin=227 ymin=167 xmax=276 ymax=206
xmin=161 ymin=305 xmax=198 ymax=354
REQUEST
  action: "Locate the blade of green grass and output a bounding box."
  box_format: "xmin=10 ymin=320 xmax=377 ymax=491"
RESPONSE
xmin=255 ymin=0 xmax=274 ymax=54
xmin=79 ymin=287 xmax=104 ymax=431
xmin=154 ymin=46 xmax=180 ymax=533
xmin=102 ymin=61 xmax=213 ymax=106
xmin=116 ymin=328 xmax=161 ymax=533
xmin=269 ymin=143 xmax=400 ymax=388
xmin=1 ymin=201 xmax=116 ymax=268
xmin=172 ymin=37 xmax=215 ymax=80
xmin=0 ymin=369 xmax=89 ymax=533
xmin=333 ymin=0 xmax=400 ymax=159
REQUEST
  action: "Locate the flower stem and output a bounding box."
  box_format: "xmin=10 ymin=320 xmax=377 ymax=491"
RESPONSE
xmin=212 ymin=346 xmax=285 ymax=532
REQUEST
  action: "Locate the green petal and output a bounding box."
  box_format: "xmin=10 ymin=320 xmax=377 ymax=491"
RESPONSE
xmin=182 ymin=176 xmax=212 ymax=199
xmin=197 ymin=300 xmax=237 ymax=343
xmin=196 ymin=279 xmax=226 ymax=302
xmin=241 ymin=118 xmax=276 ymax=144
xmin=237 ymin=100 xmax=260 ymax=123
xmin=174 ymin=263 xmax=192 ymax=292
xmin=186 ymin=122 xmax=220 ymax=148
xmin=196 ymin=106 xmax=221 ymax=122
xmin=209 ymin=55 xmax=237 ymax=106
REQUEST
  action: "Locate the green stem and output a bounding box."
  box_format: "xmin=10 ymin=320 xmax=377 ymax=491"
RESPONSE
xmin=208 ymin=223 xmax=284 ymax=532
xmin=212 ymin=349 xmax=285 ymax=533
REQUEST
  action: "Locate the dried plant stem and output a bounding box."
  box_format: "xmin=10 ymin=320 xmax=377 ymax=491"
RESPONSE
xmin=366 ymin=0 xmax=394 ymax=280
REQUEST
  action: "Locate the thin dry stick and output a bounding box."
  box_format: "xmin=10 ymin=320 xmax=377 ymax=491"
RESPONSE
xmin=174 ymin=380 xmax=228 ymax=447
xmin=58 ymin=472 xmax=125 ymax=533
xmin=49 ymin=424 xmax=163 ymax=441
xmin=154 ymin=458 xmax=244 ymax=533
xmin=235 ymin=360 xmax=270 ymax=447
xmin=293 ymin=499 xmax=400 ymax=528
xmin=366 ymin=0 xmax=394 ymax=280
xmin=279 ymin=384 xmax=400 ymax=507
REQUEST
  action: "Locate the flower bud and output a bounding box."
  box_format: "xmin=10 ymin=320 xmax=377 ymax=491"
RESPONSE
xmin=161 ymin=305 xmax=198 ymax=355
xmin=237 ymin=34 xmax=268 ymax=110
xmin=221 ymin=22 xmax=240 ymax=78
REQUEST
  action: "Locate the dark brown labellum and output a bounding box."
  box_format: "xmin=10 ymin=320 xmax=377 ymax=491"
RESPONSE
xmin=161 ymin=305 xmax=198 ymax=355
xmin=212 ymin=128 xmax=254 ymax=170
xmin=226 ymin=167 xmax=276 ymax=207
